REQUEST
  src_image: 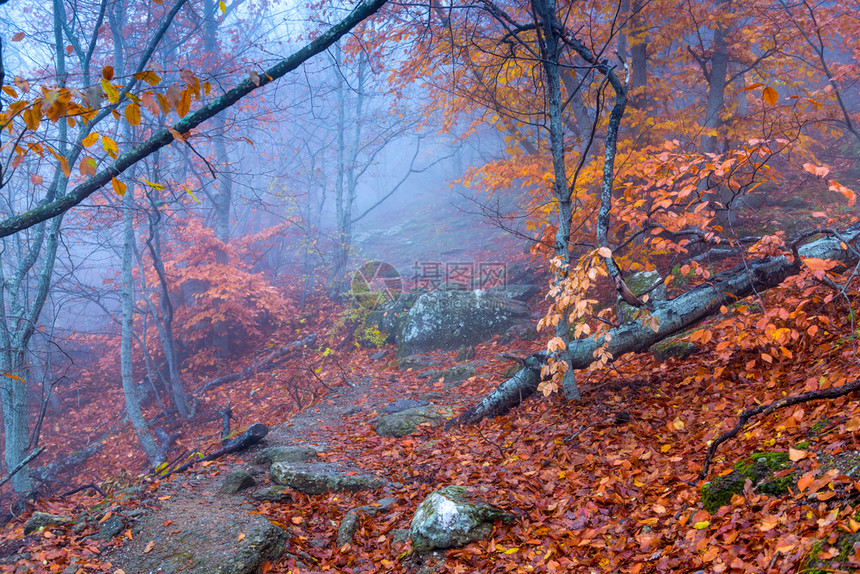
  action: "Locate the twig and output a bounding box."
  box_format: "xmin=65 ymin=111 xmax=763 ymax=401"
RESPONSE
xmin=0 ymin=447 xmax=45 ymax=488
xmin=699 ymin=377 xmax=860 ymax=479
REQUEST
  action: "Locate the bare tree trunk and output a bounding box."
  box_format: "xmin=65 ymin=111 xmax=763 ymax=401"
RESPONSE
xmin=110 ymin=0 xmax=159 ymax=462
xmin=533 ymin=0 xmax=579 ymax=399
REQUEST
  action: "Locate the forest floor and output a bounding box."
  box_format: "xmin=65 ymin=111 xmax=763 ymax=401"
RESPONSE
xmin=2 ymin=186 xmax=860 ymax=573
xmin=3 ymin=301 xmax=860 ymax=573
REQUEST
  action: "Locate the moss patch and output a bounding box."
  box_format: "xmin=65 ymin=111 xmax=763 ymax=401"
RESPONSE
xmin=803 ymin=531 xmax=860 ymax=573
xmin=701 ymin=451 xmax=794 ymax=513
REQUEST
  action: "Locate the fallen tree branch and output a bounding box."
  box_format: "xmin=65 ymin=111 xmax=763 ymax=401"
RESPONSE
xmin=160 ymin=423 xmax=268 ymax=478
xmin=453 ymin=223 xmax=860 ymax=425
xmin=33 ymin=442 xmax=102 ymax=486
xmin=195 ymin=334 xmax=317 ymax=396
xmin=698 ymin=377 xmax=860 ymax=480
xmin=0 ymin=447 xmax=45 ymax=489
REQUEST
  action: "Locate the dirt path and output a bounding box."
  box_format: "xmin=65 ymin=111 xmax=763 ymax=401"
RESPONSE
xmin=106 ymin=350 xmax=480 ymax=574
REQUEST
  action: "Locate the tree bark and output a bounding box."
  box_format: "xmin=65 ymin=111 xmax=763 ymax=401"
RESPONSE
xmin=455 ymin=224 xmax=860 ymax=425
xmin=0 ymin=0 xmax=390 ymax=238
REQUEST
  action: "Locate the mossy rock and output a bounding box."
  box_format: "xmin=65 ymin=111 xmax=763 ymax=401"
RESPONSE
xmin=700 ymin=451 xmax=794 ymax=513
xmin=650 ymin=339 xmax=700 ymax=362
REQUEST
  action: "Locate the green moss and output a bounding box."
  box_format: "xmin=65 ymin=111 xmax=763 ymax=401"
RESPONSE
xmin=802 ymin=532 xmax=860 ymax=573
xmin=795 ymin=441 xmax=811 ymax=450
xmin=701 ymin=451 xmax=794 ymax=513
xmin=809 ymin=418 xmax=832 ymax=436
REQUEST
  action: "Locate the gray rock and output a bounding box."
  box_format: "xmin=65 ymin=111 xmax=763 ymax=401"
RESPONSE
xmin=500 ymin=322 xmax=539 ymax=343
xmin=651 ymin=339 xmax=700 ymax=362
xmin=336 ymin=498 xmax=398 ymax=546
xmin=252 ymin=445 xmax=319 ymax=466
xmin=61 ymin=565 xmax=79 ymax=574
xmin=487 ymin=284 xmax=541 ymax=303
xmin=395 ymin=290 xmax=531 ymax=357
xmin=456 ymin=345 xmax=475 ymax=361
xmin=337 ymin=510 xmax=361 ymax=547
xmin=24 ymin=512 xmax=72 ymax=534
xmin=382 ymin=398 xmax=429 ymax=414
xmin=252 ymin=486 xmax=292 ymax=502
xmin=111 ymin=508 xmax=288 ymax=574
xmin=410 ymin=486 xmax=515 ymax=551
xmin=392 ymin=529 xmax=411 ymax=544
xmin=220 ymin=468 xmax=256 ymax=494
xmin=96 ymin=515 xmax=125 ymax=540
xmin=270 ymin=462 xmax=387 ymax=495
xmin=375 ymin=406 xmax=454 ymax=438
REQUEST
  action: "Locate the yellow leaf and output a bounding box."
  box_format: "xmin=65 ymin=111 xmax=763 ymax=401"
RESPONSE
xmin=124 ymin=103 xmax=141 ymax=127
xmin=672 ymin=417 xmax=685 ymax=431
xmin=219 ymin=0 xmax=226 ymax=12
xmin=693 ymin=521 xmax=709 ymax=530
xmin=141 ymin=179 xmax=165 ymax=190
xmin=143 ymin=540 xmax=155 ymax=553
xmin=112 ymin=177 xmax=127 ymax=196
xmin=102 ymin=136 xmax=119 ymax=159
xmin=660 ymin=444 xmax=671 ymax=452
xmin=762 ymin=86 xmax=778 ymax=106
xmin=82 ymin=132 xmax=99 ymax=147
xmin=504 ymin=547 xmax=520 ymax=554
xmin=133 ymin=70 xmax=162 ymax=86
xmin=237 ymin=533 xmax=246 ymax=542
xmin=100 ymin=78 xmax=119 ymax=104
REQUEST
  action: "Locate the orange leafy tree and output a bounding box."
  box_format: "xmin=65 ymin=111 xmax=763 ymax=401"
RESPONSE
xmin=381 ymin=0 xmax=859 ymax=435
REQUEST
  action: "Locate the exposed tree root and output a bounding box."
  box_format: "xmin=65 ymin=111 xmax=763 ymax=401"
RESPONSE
xmin=699 ymin=377 xmax=860 ymax=480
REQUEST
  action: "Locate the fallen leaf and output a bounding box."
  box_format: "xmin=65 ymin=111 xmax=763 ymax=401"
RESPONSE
xmin=143 ymin=540 xmax=155 ymax=554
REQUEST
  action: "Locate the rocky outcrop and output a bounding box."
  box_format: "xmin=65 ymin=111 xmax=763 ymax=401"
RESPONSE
xmin=252 ymin=445 xmax=319 ymax=466
xmin=336 ymin=497 xmax=398 ymax=547
xmin=377 ymin=290 xmax=531 ymax=357
xmin=410 ymin=486 xmax=515 ymax=551
xmin=110 ymin=499 xmax=289 ymax=574
xmin=375 ymin=406 xmax=454 ymax=438
xmin=270 ymin=462 xmax=387 ymax=495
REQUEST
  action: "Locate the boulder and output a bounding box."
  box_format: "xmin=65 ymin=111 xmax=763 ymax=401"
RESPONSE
xmin=24 ymin=512 xmax=72 ymax=534
xmin=270 ymin=462 xmax=386 ymax=495
xmin=382 ymin=398 xmax=429 ymax=415
xmin=375 ymin=406 xmax=454 ymax=438
xmin=252 ymin=445 xmax=319 ymax=466
xmin=410 ymin=486 xmax=515 ymax=551
xmin=219 ymin=468 xmax=256 ymax=495
xmin=95 ymin=515 xmax=125 ymax=540
xmin=394 ymin=290 xmax=531 ymax=357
